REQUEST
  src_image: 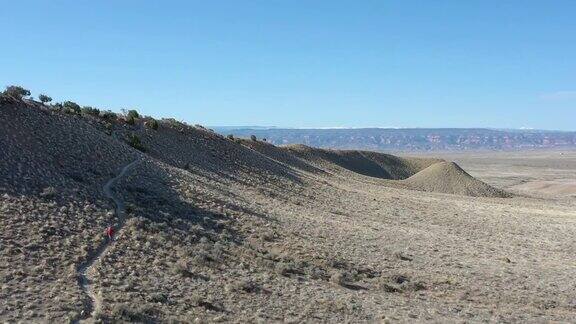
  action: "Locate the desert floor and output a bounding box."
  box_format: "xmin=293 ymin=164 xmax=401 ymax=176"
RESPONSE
xmin=91 ymin=150 xmax=576 ymax=322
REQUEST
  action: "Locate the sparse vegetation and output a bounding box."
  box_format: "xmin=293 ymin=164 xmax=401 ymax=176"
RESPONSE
xmin=250 ymin=134 xmax=257 ymax=141
xmin=39 ymin=186 xmax=57 ymax=199
xmin=81 ymin=106 xmax=100 ymax=116
xmin=227 ymin=134 xmax=234 ymax=140
xmin=173 ymin=259 xmax=193 ymax=277
xmin=127 ymin=133 xmax=145 ymax=151
xmin=100 ymin=110 xmax=117 ymax=121
xmin=107 ymin=304 xmax=157 ymax=322
xmin=38 ymin=94 xmax=52 ymax=104
xmin=3 ymin=85 xmax=31 ymax=99
xmin=146 ymin=118 xmax=159 ymax=130
xmin=63 ymin=101 xmax=81 ymax=114
xmin=163 ymin=118 xmax=188 ymax=130
xmin=127 ymin=109 xmax=140 ymax=119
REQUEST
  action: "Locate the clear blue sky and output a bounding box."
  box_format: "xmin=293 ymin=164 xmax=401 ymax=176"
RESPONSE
xmin=1 ymin=1 xmax=575 ymax=130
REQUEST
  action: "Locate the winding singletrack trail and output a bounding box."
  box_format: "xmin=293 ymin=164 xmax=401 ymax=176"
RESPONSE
xmin=74 ymin=159 xmax=140 ymax=323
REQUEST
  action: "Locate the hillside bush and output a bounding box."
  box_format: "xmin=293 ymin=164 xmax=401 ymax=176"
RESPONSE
xmin=250 ymin=135 xmax=257 ymax=141
xmin=63 ymin=101 xmax=81 ymax=114
xmin=100 ymin=110 xmax=116 ymax=121
xmin=3 ymin=85 xmax=30 ymax=99
xmin=81 ymin=106 xmax=100 ymax=116
xmin=127 ymin=134 xmax=145 ymax=151
xmin=227 ymin=134 xmax=234 ymax=140
xmin=163 ymin=118 xmax=188 ymax=129
xmin=127 ymin=109 xmax=140 ymax=119
xmin=38 ymin=94 xmax=52 ymax=104
xmin=146 ymin=119 xmax=159 ymax=130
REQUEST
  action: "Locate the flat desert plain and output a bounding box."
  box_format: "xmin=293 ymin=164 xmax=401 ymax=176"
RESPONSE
xmin=416 ymin=149 xmax=576 ymax=197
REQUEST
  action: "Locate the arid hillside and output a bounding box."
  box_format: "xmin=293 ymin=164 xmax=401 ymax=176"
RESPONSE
xmin=1 ymin=95 xmax=575 ymax=322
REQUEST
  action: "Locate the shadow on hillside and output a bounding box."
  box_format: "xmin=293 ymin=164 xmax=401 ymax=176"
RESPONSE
xmin=0 ymin=98 xmax=138 ymax=202
xmin=237 ymin=139 xmax=328 ymax=175
xmin=118 ymin=160 xmax=274 ymax=244
xmin=115 ymin=125 xmax=309 ymax=186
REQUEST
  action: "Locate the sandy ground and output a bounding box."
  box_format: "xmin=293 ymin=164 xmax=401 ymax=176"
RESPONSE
xmin=510 ymin=179 xmax=576 ymax=197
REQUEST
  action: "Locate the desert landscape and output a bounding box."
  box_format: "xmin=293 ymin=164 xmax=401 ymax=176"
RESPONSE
xmin=3 ymin=2 xmax=575 ymax=322
xmin=1 ymin=93 xmax=575 ymax=322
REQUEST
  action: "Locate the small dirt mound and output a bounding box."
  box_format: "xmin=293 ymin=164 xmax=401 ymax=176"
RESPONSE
xmin=403 ymin=161 xmax=510 ymax=197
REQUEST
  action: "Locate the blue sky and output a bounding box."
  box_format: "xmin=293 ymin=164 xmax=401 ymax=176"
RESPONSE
xmin=1 ymin=1 xmax=575 ymax=130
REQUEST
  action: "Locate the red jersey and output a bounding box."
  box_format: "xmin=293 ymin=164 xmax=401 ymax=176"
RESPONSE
xmin=106 ymin=226 xmax=115 ymax=237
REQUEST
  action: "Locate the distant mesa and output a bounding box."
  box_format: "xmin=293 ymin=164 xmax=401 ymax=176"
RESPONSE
xmin=213 ymin=127 xmax=576 ymax=151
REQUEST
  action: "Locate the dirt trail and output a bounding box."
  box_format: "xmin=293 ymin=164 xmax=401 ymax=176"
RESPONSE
xmin=74 ymin=159 xmax=140 ymax=322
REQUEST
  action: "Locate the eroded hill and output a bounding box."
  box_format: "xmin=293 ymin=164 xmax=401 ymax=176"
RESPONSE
xmin=2 ymin=96 xmax=575 ymax=323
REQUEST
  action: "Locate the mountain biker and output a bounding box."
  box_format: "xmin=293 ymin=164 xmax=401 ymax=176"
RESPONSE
xmin=105 ymin=225 xmax=115 ymax=241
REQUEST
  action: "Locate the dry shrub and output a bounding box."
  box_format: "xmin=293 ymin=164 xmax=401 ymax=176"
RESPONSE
xmin=40 ymin=186 xmax=57 ymax=199
xmin=227 ymin=279 xmax=262 ymax=294
xmin=148 ymin=292 xmax=169 ymax=304
xmin=108 ymin=304 xmax=157 ymax=322
xmin=173 ymin=259 xmax=193 ymax=277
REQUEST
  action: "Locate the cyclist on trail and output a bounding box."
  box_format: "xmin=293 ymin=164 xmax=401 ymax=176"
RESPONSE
xmin=105 ymin=225 xmax=115 ymax=241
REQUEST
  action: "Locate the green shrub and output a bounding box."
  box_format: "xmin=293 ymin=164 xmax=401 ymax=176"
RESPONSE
xmin=146 ymin=119 xmax=159 ymax=130
xmin=63 ymin=101 xmax=81 ymax=114
xmin=127 ymin=134 xmax=145 ymax=151
xmin=227 ymin=134 xmax=234 ymax=140
xmin=81 ymin=106 xmax=100 ymax=116
xmin=127 ymin=109 xmax=140 ymax=119
xmin=126 ymin=116 xmax=136 ymax=125
xmin=38 ymin=94 xmax=52 ymax=104
xmin=250 ymin=134 xmax=257 ymax=141
xmin=100 ymin=110 xmax=116 ymax=120
xmin=3 ymin=85 xmax=30 ymax=99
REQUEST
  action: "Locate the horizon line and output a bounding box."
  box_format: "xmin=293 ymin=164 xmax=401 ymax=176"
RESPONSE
xmin=208 ymin=126 xmax=576 ymax=132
